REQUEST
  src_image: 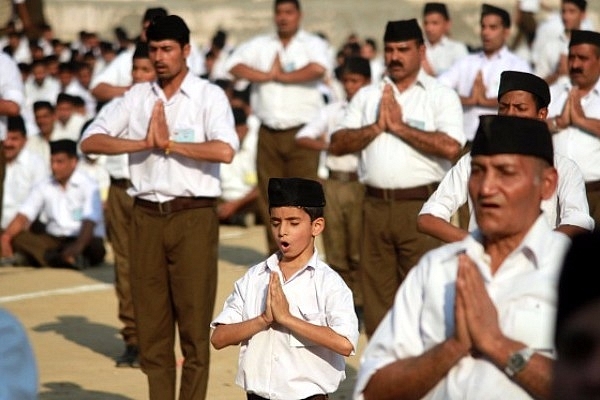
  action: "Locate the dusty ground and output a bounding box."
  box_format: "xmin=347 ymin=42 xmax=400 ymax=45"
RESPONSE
xmin=0 ymin=223 xmax=368 ymax=400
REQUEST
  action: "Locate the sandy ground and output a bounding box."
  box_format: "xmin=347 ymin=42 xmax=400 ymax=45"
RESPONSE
xmin=0 ymin=223 xmax=368 ymax=400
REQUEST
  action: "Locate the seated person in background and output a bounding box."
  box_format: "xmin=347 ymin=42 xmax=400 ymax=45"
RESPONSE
xmin=218 ymin=106 xmax=259 ymax=227
xmin=552 ymin=230 xmax=600 ymax=400
xmin=0 ymin=139 xmax=105 ymax=269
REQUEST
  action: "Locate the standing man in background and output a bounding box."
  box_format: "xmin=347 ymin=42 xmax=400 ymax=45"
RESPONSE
xmin=80 ymin=15 xmax=238 ymax=400
xmin=224 ymin=0 xmax=331 ymax=254
xmin=330 ymin=19 xmax=465 ymax=337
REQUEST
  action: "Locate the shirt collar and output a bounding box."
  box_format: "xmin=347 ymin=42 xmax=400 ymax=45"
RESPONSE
xmin=263 ymin=247 xmax=322 ymax=275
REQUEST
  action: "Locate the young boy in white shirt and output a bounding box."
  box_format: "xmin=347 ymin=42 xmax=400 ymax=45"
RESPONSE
xmin=210 ymin=177 xmax=359 ymax=400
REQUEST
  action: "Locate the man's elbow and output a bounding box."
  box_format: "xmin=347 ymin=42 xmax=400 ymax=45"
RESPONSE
xmin=4 ymin=102 xmax=20 ymax=117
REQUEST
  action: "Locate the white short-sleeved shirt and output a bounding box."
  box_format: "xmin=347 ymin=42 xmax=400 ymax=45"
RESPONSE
xmin=89 ymin=48 xmax=134 ymax=91
xmin=419 ymin=152 xmax=595 ymax=232
xmin=81 ymin=72 xmax=239 ymax=202
xmin=341 ymin=72 xmax=465 ymax=188
xmin=296 ymin=99 xmax=359 ymax=174
xmin=18 ymin=167 xmax=105 ymax=238
xmin=548 ymin=78 xmax=600 ymax=182
xmin=211 ymin=249 xmax=359 ymax=400
xmin=425 ymin=35 xmax=469 ymax=77
xmin=220 ymin=115 xmax=258 ymax=202
xmin=438 ymin=47 xmax=532 ymax=141
xmin=93 ymin=98 xmax=129 ymax=180
xmin=2 ymin=148 xmax=49 ymax=229
xmin=224 ymin=29 xmax=331 ymax=129
xmin=0 ymin=52 xmax=24 ymax=141
xmin=354 ymin=216 xmax=571 ymax=400
xmin=534 ymin=32 xmax=569 ymax=80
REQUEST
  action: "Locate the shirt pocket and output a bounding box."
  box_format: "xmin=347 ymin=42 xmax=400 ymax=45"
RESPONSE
xmin=288 ymin=307 xmax=327 ymax=348
xmin=509 ymin=298 xmax=556 ymax=355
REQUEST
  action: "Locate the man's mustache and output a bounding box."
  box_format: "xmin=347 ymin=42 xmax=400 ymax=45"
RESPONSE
xmin=570 ymin=68 xmax=583 ymax=75
xmin=387 ymin=61 xmax=403 ymax=68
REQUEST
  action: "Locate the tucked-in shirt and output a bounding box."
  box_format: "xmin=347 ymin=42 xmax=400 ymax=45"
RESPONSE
xmin=0 ymin=53 xmax=24 ymax=141
xmin=548 ymin=77 xmax=600 ymax=182
xmin=354 ymin=216 xmax=571 ymax=400
xmin=419 ymin=152 xmax=594 ymax=232
xmin=211 ymin=249 xmax=359 ymax=400
xmin=2 ymin=148 xmax=49 ymax=229
xmin=81 ymin=72 xmax=239 ymax=202
xmin=425 ymin=35 xmax=469 ymax=76
xmin=19 ymin=167 xmax=105 ymax=237
xmin=224 ymin=29 xmax=331 ymax=129
xmin=341 ymin=72 xmax=465 ymax=188
xmin=438 ymin=46 xmax=532 ymax=141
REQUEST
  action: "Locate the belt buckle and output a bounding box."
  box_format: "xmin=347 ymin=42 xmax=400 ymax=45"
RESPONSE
xmin=157 ymin=201 xmax=172 ymax=215
xmin=382 ymin=188 xmax=393 ymax=201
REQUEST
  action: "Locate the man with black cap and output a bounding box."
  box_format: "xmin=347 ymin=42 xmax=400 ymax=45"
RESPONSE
xmin=80 ymin=14 xmax=239 ymax=400
xmin=210 ymin=177 xmax=359 ymax=400
xmin=295 ymin=56 xmax=372 ymax=325
xmin=418 ymin=70 xmax=594 ymax=242
xmin=354 ymin=114 xmax=569 ymax=400
xmin=548 ymin=29 xmax=600 ymax=230
xmin=329 ymin=18 xmax=465 ymax=337
xmin=224 ymin=0 xmax=332 ymax=256
xmin=90 ymin=6 xmax=206 ymax=104
xmin=421 ymin=2 xmax=468 ymax=77
xmin=0 ymin=139 xmax=106 ymax=269
xmin=552 ymin=230 xmax=600 ymax=400
xmin=439 ymin=3 xmax=531 ymax=144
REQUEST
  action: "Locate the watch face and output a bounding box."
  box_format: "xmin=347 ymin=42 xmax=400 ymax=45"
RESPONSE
xmin=511 ymin=354 xmax=526 ymax=369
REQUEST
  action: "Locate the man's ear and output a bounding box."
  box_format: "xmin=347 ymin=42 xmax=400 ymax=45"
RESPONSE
xmin=541 ymin=165 xmax=559 ymax=201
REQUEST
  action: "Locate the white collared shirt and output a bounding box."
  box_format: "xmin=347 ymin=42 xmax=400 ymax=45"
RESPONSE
xmin=2 ymin=148 xmax=49 ymax=229
xmin=342 ymin=72 xmax=465 ymax=188
xmin=354 ymin=216 xmax=571 ymax=400
xmin=549 ymin=78 xmax=600 ymax=181
xmin=425 ymin=35 xmax=469 ymax=76
xmin=438 ymin=46 xmax=532 ymax=141
xmin=19 ymin=166 xmax=105 ymax=237
xmin=211 ymin=249 xmax=359 ymax=400
xmin=296 ymin=99 xmax=360 ymax=174
xmin=82 ymin=72 xmax=239 ymax=202
xmin=419 ymin=152 xmax=594 ymax=232
xmin=0 ymin=52 xmax=24 ymax=141
xmin=224 ymin=29 xmax=331 ymax=129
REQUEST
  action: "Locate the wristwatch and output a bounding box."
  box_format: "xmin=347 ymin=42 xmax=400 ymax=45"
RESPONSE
xmin=504 ymin=347 xmax=535 ymax=377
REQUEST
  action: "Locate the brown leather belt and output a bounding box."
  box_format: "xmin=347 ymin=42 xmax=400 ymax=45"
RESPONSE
xmin=134 ymin=196 xmax=216 ymax=215
xmin=261 ymin=123 xmax=304 ymax=133
xmin=328 ymin=169 xmax=359 ymax=182
xmin=247 ymin=394 xmax=328 ymax=400
xmin=110 ymin=177 xmax=132 ymax=190
xmin=585 ymin=180 xmax=600 ymax=192
xmin=366 ymin=183 xmax=438 ymax=201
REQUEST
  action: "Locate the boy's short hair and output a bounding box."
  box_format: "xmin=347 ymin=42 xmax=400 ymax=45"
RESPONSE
xmin=268 ymin=177 xmax=325 ymax=220
xmin=340 ymin=56 xmax=371 ymax=79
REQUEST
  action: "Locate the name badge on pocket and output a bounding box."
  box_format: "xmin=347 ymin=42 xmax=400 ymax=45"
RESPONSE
xmin=173 ymin=128 xmax=195 ymax=143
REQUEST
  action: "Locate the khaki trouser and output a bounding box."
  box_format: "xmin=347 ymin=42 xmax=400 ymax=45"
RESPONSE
xmin=256 ymin=124 xmax=320 ymax=254
xmin=130 ymin=204 xmax=218 ymax=400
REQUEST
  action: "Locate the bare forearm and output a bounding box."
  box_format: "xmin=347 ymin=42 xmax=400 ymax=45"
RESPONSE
xmin=363 ymin=339 xmax=468 ymax=400
xmin=296 ymin=137 xmax=328 ymax=151
xmin=168 ymin=140 xmax=235 ymax=163
xmin=229 ymin=64 xmax=271 ymax=83
xmin=391 ymin=124 xmax=463 ymax=161
xmin=80 ymin=134 xmax=149 ymax=155
xmin=210 ymin=316 xmax=269 ymax=349
xmin=417 ymin=214 xmax=468 ymax=243
xmin=278 ymin=314 xmax=354 ymax=356
xmin=71 ymin=220 xmax=95 ymax=254
xmin=571 ymin=116 xmax=600 ymax=138
xmin=0 ymin=100 xmax=20 ymax=117
xmin=276 ymin=63 xmax=325 ymax=84
xmin=329 ymin=124 xmax=381 ymax=155
xmin=91 ymin=83 xmax=129 ymax=102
